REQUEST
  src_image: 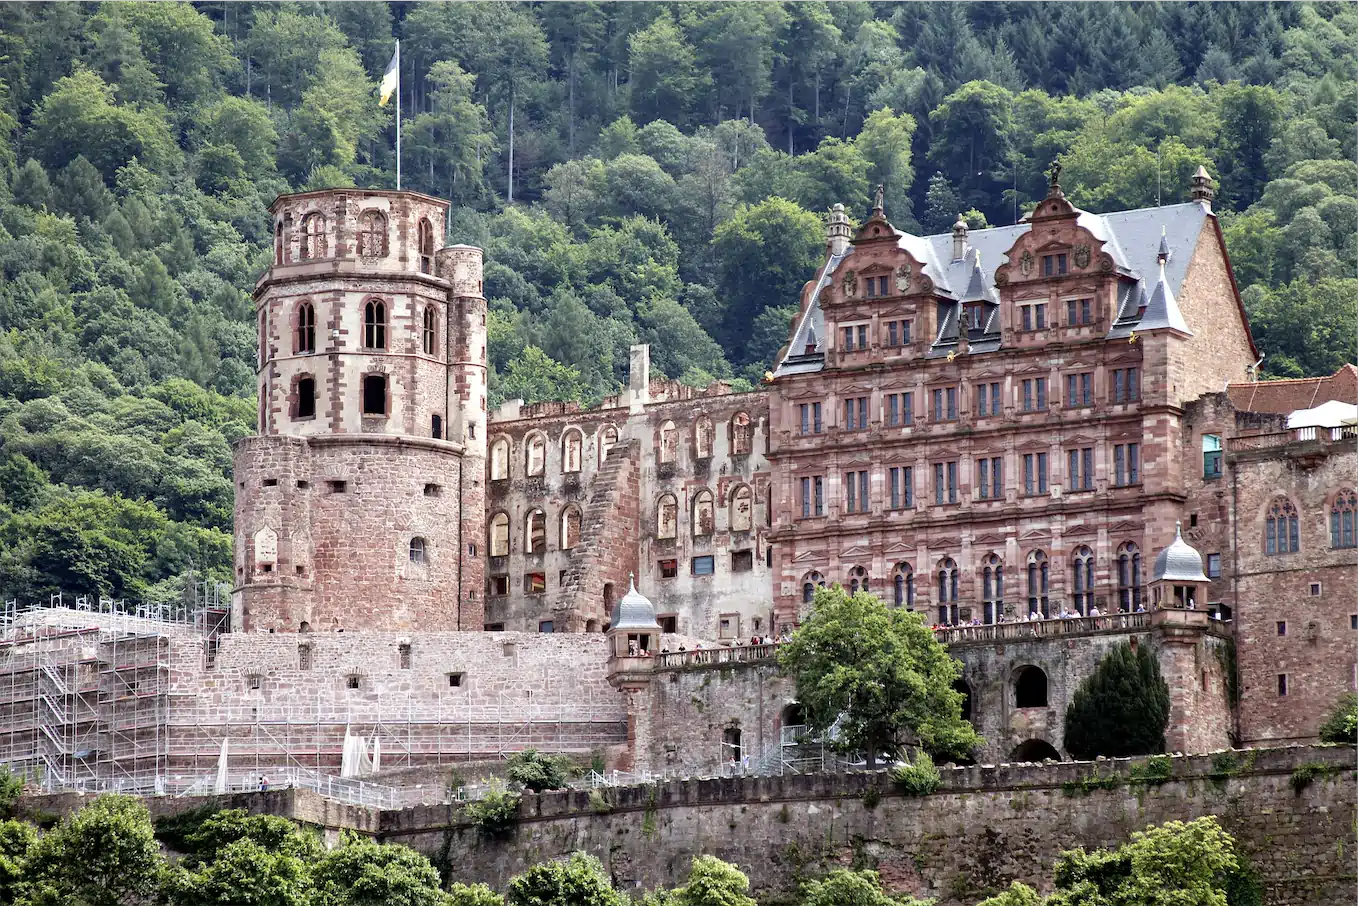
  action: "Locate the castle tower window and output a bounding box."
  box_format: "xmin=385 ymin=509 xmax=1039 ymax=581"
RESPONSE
xmin=1331 ymin=489 xmax=1357 ymax=549
xmin=409 ymin=537 xmax=427 ymax=565
xmin=562 ymin=430 xmax=583 ymax=473
xmin=422 ymin=306 xmax=437 ymax=355
xmin=695 ymin=417 xmax=713 ymax=459
xmin=1072 ymin=546 xmax=1094 ymax=615
xmin=300 ymin=213 xmax=326 ymax=260
xmin=892 ymin=563 xmax=915 ymax=609
xmin=1014 ymin=666 xmax=1048 ymax=708
xmin=296 ymin=301 xmax=315 ymax=353
xmin=560 ymin=506 xmax=581 ymax=550
xmin=847 ymin=566 xmax=868 ymax=595
xmin=357 ymin=210 xmax=388 ymax=257
xmin=398 ymin=644 xmax=411 ymax=669
xmin=298 ymin=644 xmax=313 ymax=670
xmin=1202 ymin=434 xmax=1223 ymax=478
xmin=346 ymin=674 xmax=361 ymax=690
xmin=657 ymin=494 xmax=678 ymax=539
xmin=659 ymin=421 xmax=678 ymax=463
xmin=489 ymin=437 xmax=510 ymax=480
xmin=295 ymin=375 xmax=316 ymax=419
xmin=525 ymin=434 xmax=546 ymax=477
xmin=1026 ymin=550 xmax=1050 ymax=618
xmin=526 ymin=509 xmax=546 ymax=554
xmin=982 ymin=554 xmax=1003 ymax=623
xmin=802 ymin=571 xmax=826 ymax=604
xmin=275 ymin=222 xmax=285 ymax=265
xmin=730 ymin=485 xmax=753 ymax=532
xmin=489 ymin=513 xmax=510 ymax=557
xmin=1265 ymin=497 xmax=1299 ymax=555
xmin=692 ymin=489 xmax=715 ymax=537
xmin=418 ymin=217 xmax=435 ymax=273
xmin=730 ymin=412 xmax=751 ymax=454
xmin=364 ymin=300 xmax=388 ymax=349
xmin=598 ymin=425 xmax=618 ymax=466
xmin=361 ymin=374 xmax=387 ymax=415
xmin=1117 ymin=542 xmax=1142 ymax=611
xmin=937 ymin=558 xmax=958 ymax=625
xmin=431 ymin=414 xmax=442 ymax=439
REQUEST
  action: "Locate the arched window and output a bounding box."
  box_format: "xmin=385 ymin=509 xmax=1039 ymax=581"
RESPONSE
xmin=489 ymin=437 xmax=510 ymax=480
xmin=1071 ymin=546 xmax=1094 ymax=615
xmin=361 ymin=373 xmax=387 ymax=415
xmin=982 ymin=553 xmax=1003 ymax=624
xmin=1117 ymin=542 xmax=1142 ymax=612
xmin=525 ymin=509 xmax=546 ymax=554
xmin=1026 ymin=550 xmax=1049 ymax=618
xmin=692 ymin=488 xmax=714 ymax=537
xmin=525 ymin=433 xmax=546 ymax=477
xmin=561 ymin=430 xmax=583 ymax=474
xmin=729 ymin=485 xmax=753 ymax=532
xmin=296 ymin=301 xmax=316 ymax=354
xmin=1332 ymin=489 xmax=1357 ymax=549
xmin=695 ymin=417 xmax=714 ymax=459
xmin=802 ymin=571 xmax=826 ymax=603
xmin=657 ymin=494 xmax=678 ymax=539
xmin=892 ymin=562 xmax=915 ymax=609
xmin=598 ymin=425 xmax=618 ymax=467
xmin=659 ymin=421 xmax=678 ymax=464
xmin=364 ymin=299 xmax=387 ymax=349
xmin=301 ymin=213 xmax=326 ymax=260
xmin=1015 ymin=666 xmax=1048 ymax=709
xmin=1265 ymin=497 xmax=1299 ymax=554
xmin=560 ymin=506 xmax=581 ymax=550
xmin=937 ymin=557 xmax=958 ymax=625
xmin=422 ymin=306 xmax=437 ymax=356
xmin=409 ymin=537 xmax=427 ymax=565
xmin=846 ymin=566 xmax=868 ymax=595
xmin=295 ymin=375 xmax=316 ymax=419
xmin=357 ymin=210 xmax=388 ymax=257
xmin=418 ymin=218 xmax=435 ymax=273
xmin=731 ymin=412 xmax=752 ymax=455
xmin=274 ymin=221 xmax=285 ymax=265
xmin=489 ymin=513 xmax=510 ymax=557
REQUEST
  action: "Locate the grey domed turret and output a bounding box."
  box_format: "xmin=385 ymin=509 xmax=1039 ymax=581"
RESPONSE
xmin=1152 ymin=522 xmax=1209 ymax=584
xmin=610 ymin=576 xmax=661 ymax=634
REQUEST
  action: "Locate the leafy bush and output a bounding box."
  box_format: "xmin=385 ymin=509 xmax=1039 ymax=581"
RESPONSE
xmin=507 ymin=748 xmax=573 ymax=792
xmin=1289 ymin=761 xmax=1336 ymax=794
xmin=1064 ymin=642 xmax=1170 ymax=759
xmin=1129 ymin=755 xmax=1173 ymax=786
xmin=465 ymin=786 xmax=521 ymax=839
xmin=890 ymin=750 xmax=941 ymax=797
xmin=0 ymin=769 xmax=22 ymax=820
xmin=1318 ymin=693 xmax=1357 ymax=744
xmin=587 ymin=789 xmax=612 ymax=814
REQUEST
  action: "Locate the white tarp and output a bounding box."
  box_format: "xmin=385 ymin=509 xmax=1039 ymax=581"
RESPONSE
xmin=339 ymin=728 xmax=382 ymax=778
xmin=213 ymin=738 xmax=228 ymax=794
xmin=1288 ymin=400 xmax=1358 ymax=429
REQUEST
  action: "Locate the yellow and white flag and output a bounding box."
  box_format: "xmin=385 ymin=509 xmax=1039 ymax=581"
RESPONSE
xmin=379 ymin=44 xmax=399 ymax=106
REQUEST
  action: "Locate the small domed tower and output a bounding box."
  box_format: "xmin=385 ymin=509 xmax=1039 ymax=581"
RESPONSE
xmin=1150 ymin=522 xmax=1210 ymax=610
xmin=233 ymin=189 xmax=487 ymax=633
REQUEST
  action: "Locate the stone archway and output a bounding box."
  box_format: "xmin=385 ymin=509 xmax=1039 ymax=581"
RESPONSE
xmin=1009 ymin=739 xmax=1060 ymax=763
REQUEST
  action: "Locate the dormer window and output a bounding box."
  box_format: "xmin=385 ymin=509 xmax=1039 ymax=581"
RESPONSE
xmin=863 ymin=276 xmax=890 ymax=298
xmin=1042 ymin=254 xmax=1068 ymax=277
xmin=841 ymin=323 xmax=868 ymax=351
xmin=965 ymin=304 xmax=986 ymax=331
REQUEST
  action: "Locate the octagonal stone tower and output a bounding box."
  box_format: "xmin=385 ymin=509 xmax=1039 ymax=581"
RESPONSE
xmin=232 ymin=189 xmax=487 ymax=633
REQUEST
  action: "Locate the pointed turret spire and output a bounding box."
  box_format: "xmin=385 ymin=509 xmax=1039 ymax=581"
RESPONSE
xmin=1157 ymin=226 xmax=1170 ymax=267
xmin=826 ymin=203 xmax=852 ymax=256
xmin=1138 ymin=231 xmax=1190 ymax=335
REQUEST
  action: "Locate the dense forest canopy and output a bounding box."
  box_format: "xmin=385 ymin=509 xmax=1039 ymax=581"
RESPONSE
xmin=0 ymin=1 xmax=1353 ymax=604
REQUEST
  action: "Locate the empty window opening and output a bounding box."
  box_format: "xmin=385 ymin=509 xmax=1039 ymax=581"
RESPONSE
xmin=1009 ymin=739 xmax=1060 ymax=763
xmin=328 ymin=480 xmax=347 ymax=493
xmin=659 ymin=615 xmax=677 ymax=634
xmin=732 ymin=550 xmax=754 ymax=573
xmin=489 ymin=575 xmax=509 ymax=596
xmin=719 ymin=614 xmax=739 ymax=639
xmin=539 ymin=620 xmax=554 ymax=633
xmin=398 ymin=644 xmax=411 ymax=669
xmin=248 ymin=674 xmax=262 ymax=690
xmin=525 ymin=572 xmax=546 ymax=594
xmin=1277 ymin=674 xmax=1288 ymax=696
xmin=1310 ymin=582 xmax=1322 ymax=596
xmin=954 ymin=679 xmax=972 ymax=722
xmin=263 ymin=478 xmax=279 ymax=487
xmin=483 ymin=623 xmax=505 ymax=632
xmin=1276 ymin=621 xmax=1287 ymax=636
xmin=1015 ymin=666 xmax=1048 ymax=709
xmin=296 ymin=375 xmax=316 ymax=418
xmin=432 ymin=414 xmax=443 ymax=439
xmin=297 ymin=480 xmax=310 ymax=489
xmin=448 ymin=672 xmax=464 ymax=688
xmin=345 ymin=674 xmax=361 ymax=690
xmin=722 ymin=727 xmax=743 ymax=765
xmin=424 ymin=483 xmax=442 ymax=497
xmin=362 ymin=374 xmax=387 ymax=415
xmin=658 ymin=559 xmax=678 ymax=579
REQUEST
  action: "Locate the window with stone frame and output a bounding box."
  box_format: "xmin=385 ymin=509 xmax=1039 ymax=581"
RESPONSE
xmin=1265 ymin=497 xmax=1299 ymax=554
xmin=422 ymin=306 xmax=437 ymax=355
xmin=801 ymin=571 xmax=826 ymax=603
xmin=730 ymin=412 xmax=752 ymax=454
xmin=1117 ymin=542 xmax=1142 ymax=611
xmin=560 ymin=506 xmax=581 ymax=549
xmin=561 ymin=429 xmax=583 ymax=473
xmin=525 ymin=433 xmax=546 ymax=477
xmin=489 ymin=437 xmax=510 ymax=480
xmin=275 ymin=221 xmax=286 ymax=265
xmin=526 ymin=509 xmax=547 ymax=553
xmin=892 ymin=563 xmax=915 ymax=609
xmin=846 ymin=565 xmax=869 ymax=594
xmin=694 ymin=416 xmax=714 ymax=458
xmin=361 ymin=374 xmax=387 ymax=416
xmin=1026 ymin=550 xmax=1050 ymax=617
xmin=981 ymin=554 xmax=1003 ymax=623
xmin=408 ymin=536 xmax=428 ymax=566
xmin=294 ymin=374 xmax=316 ymax=420
xmin=729 ymin=485 xmax=754 ymax=532
xmin=692 ymin=488 xmax=715 ymax=537
xmin=1330 ymin=489 xmax=1356 ymax=549
xmin=418 ymin=217 xmax=435 ymax=273
xmin=1071 ymin=546 xmax=1094 ymax=614
xmin=364 ymin=299 xmax=388 ymax=349
xmin=937 ymin=558 xmax=959 ymax=624
xmin=357 ymin=209 xmax=388 ymax=257
xmin=489 ymin=513 xmax=510 ymax=557
xmin=659 ymin=421 xmax=679 ymax=463
xmin=657 ymin=494 xmax=678 ymax=539
xmin=296 ymin=301 xmax=316 ymax=353
xmin=598 ymin=424 xmax=618 ymax=466
xmin=301 ymin=212 xmax=326 ymax=260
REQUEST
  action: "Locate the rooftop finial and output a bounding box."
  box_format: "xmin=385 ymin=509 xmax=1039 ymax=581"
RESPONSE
xmin=873 ymin=183 xmax=885 ymax=214
xmin=1157 ymin=226 xmax=1170 ymax=268
xmin=1047 ymin=159 xmax=1062 ymax=196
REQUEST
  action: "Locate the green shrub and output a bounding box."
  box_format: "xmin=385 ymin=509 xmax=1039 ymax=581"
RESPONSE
xmin=587 ymin=789 xmax=612 ymax=814
xmin=890 ymin=751 xmax=941 ymax=797
xmin=1318 ymin=693 xmax=1358 ymax=744
xmin=0 ymin=769 xmax=22 ymax=820
xmin=465 ymin=786 xmax=521 ymax=838
xmin=506 ymin=748 xmax=572 ymax=792
xmin=1064 ymin=642 xmax=1170 ymax=759
xmin=1289 ymin=761 xmax=1336 ymax=794
xmin=1129 ymin=755 xmax=1173 ymax=786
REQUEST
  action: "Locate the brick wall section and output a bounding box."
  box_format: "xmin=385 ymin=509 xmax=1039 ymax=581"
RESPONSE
xmin=554 ymin=440 xmax=641 ymax=632
xmin=376 ymin=745 xmax=1355 ymax=906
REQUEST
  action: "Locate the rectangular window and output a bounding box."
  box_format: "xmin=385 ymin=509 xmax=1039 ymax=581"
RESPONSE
xmin=1207 ymin=553 xmax=1221 ymax=578
xmin=490 ymin=575 xmax=509 ymax=596
xmin=731 ymin=550 xmax=753 ymax=572
xmin=1277 ymin=621 xmax=1287 ymax=636
xmin=525 ymin=572 xmax=546 ymax=594
xmin=1277 ymin=674 xmax=1288 ymax=696
xmin=842 ymin=326 xmax=854 ymax=349
xmin=932 ymin=387 xmax=958 ymax=421
xmin=658 ymin=559 xmax=678 ymax=579
xmin=865 ymin=278 xmax=877 ymax=299
xmin=659 ymin=615 xmax=678 ymax=634
xmin=1022 ymin=378 xmax=1048 ymax=412
xmin=692 ymin=555 xmax=715 ymax=576
xmin=1023 ymin=453 xmax=1049 ymax=496
xmin=842 ymin=396 xmax=869 ymax=430
xmin=885 ymin=391 xmax=914 ymax=426
xmin=1112 ymin=367 xmax=1140 ymax=403
xmin=1113 ymin=443 xmax=1141 ymax=487
xmin=1203 ymin=434 xmax=1223 ymax=479
xmin=1065 ymin=373 xmax=1093 ymax=407
xmin=889 ymin=466 xmax=913 ymax=509
xmin=1067 ymin=448 xmax=1094 ymax=491
xmin=1021 ymin=303 xmax=1047 ymax=331
xmin=934 ymin=461 xmax=958 ymax=505
xmin=1042 ymin=254 xmax=1068 ymax=276
xmin=800 ymin=476 xmax=825 ymax=518
xmin=976 ymin=382 xmax=1002 ymax=418
xmin=799 ymin=402 xmax=824 ymax=435
xmin=844 ymin=470 xmax=870 ymax=514
xmin=538 ymin=620 xmax=554 ymax=633
xmin=977 ymin=456 xmax=1003 ymax=499
xmin=841 ymin=324 xmax=870 ymax=351
xmin=886 ymin=319 xmax=911 ymax=347
xmin=1066 ymin=297 xmax=1092 ymax=325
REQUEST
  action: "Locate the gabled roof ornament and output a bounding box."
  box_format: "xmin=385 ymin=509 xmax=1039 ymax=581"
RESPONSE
xmin=1190 ymin=165 xmax=1214 ymax=209
xmin=1046 ymin=159 xmax=1063 ymax=197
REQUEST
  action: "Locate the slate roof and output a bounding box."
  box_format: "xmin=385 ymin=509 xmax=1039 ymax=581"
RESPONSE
xmin=1226 ymin=364 xmax=1358 ymax=415
xmin=775 ymin=201 xmax=1211 ymax=377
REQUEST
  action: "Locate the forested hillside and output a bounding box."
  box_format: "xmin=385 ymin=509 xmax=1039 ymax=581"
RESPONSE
xmin=0 ymin=2 xmax=1353 ymax=603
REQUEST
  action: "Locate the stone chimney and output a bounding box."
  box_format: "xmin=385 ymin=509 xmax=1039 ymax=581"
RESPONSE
xmin=826 ymin=203 xmax=852 ymax=256
xmin=628 ymin=343 xmax=651 ymax=413
xmin=1190 ymin=166 xmax=1214 ymax=209
xmin=952 ymin=213 xmax=968 ymax=260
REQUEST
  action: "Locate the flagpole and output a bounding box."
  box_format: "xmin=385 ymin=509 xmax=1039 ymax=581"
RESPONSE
xmin=395 ymin=39 xmax=402 ymax=190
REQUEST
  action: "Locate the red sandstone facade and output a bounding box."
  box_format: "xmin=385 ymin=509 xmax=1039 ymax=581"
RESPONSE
xmin=233 ymin=189 xmax=487 ymax=633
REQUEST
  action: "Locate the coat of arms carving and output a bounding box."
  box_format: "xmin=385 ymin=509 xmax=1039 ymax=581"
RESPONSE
xmin=1073 ymin=244 xmax=1092 ymax=269
xmin=1019 ymin=250 xmax=1034 ymax=276
xmin=895 ymin=264 xmax=911 ymax=293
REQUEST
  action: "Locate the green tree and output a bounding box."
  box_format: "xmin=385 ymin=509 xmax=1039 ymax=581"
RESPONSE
xmin=174 ymin=838 xmax=313 ymax=906
xmin=28 ymin=69 xmax=176 ymax=181
xmin=1063 ymin=642 xmax=1170 ymax=760
xmin=496 ymin=347 xmax=586 ymax=407
xmin=1317 ymin=692 xmax=1357 ymax=744
xmin=0 ymin=818 xmax=35 ymax=905
xmin=974 ymin=881 xmax=1042 ymax=906
xmin=927 ymin=80 xmax=1015 ymax=218
xmin=855 ymin=107 xmax=917 ymax=224
xmin=779 ymin=585 xmax=980 ymax=767
xmin=506 ymin=749 xmax=573 ymax=792
xmin=798 ymin=868 xmax=929 ymax=906
xmin=19 ymin=795 xmax=167 ymax=906
xmin=674 ymin=855 xmax=756 ymax=906
xmin=1243 ymin=278 xmax=1358 ymax=379
xmin=405 ymin=61 xmax=494 ymax=204
xmin=313 ymin=833 xmax=451 ymax=906
xmin=628 ymin=13 xmax=706 ymax=127
xmin=507 ymin=852 xmax=626 ymax=906
xmin=449 ymin=883 xmax=505 ymax=906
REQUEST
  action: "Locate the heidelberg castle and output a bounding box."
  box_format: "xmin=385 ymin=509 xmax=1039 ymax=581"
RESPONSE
xmin=221 ymin=170 xmax=1357 ymax=761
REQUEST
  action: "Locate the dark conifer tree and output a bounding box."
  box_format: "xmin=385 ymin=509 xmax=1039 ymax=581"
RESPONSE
xmin=1064 ymin=642 xmax=1171 ymax=759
